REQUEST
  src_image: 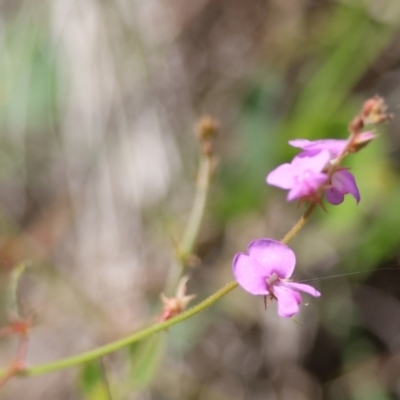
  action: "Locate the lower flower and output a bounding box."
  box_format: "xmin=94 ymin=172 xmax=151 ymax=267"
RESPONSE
xmin=232 ymin=239 xmax=320 ymax=318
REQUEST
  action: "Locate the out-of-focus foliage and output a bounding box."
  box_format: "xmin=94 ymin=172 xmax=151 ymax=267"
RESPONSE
xmin=1 ymin=0 xmax=400 ymax=399
xmin=128 ymin=335 xmax=165 ymax=390
xmin=80 ymin=361 xmax=110 ymax=400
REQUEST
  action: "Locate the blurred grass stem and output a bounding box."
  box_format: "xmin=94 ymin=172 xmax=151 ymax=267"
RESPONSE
xmin=180 ymin=153 xmax=212 ymax=264
xmin=166 ymin=153 xmax=212 ymax=293
xmin=8 ymin=263 xmax=26 ymax=318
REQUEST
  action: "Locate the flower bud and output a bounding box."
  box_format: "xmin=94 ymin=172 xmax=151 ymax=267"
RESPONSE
xmin=196 ymin=115 xmax=219 ymax=156
xmin=349 ymin=115 xmax=364 ymax=135
xmin=361 ymin=96 xmax=391 ymax=125
xmin=349 ymin=131 xmax=377 ymax=153
xmin=159 ymin=276 xmax=196 ymax=322
xmin=196 ymin=115 xmax=219 ymax=142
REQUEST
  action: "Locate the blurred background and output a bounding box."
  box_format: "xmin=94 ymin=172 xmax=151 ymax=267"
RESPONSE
xmin=0 ymin=0 xmax=400 ymax=398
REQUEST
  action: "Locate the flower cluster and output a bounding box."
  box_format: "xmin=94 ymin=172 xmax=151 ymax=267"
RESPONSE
xmin=266 ymin=138 xmax=364 ymax=205
xmin=232 ymin=96 xmax=390 ymax=318
xmin=265 ymin=97 xmax=389 ymax=206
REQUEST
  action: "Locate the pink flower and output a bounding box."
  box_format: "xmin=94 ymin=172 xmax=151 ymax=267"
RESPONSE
xmin=268 ymin=137 xmax=363 ymax=205
xmin=232 ymin=239 xmax=320 ymax=318
xmin=266 ymin=150 xmax=330 ymax=201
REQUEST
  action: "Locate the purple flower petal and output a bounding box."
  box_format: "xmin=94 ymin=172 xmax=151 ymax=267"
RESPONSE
xmin=266 ymin=163 xmax=296 ymax=189
xmin=293 ymin=149 xmax=322 ymax=159
xmin=291 ymin=150 xmax=331 ymax=171
xmin=287 ymin=172 xmax=328 ymax=201
xmin=289 ymin=139 xmax=348 ymax=159
xmin=288 ymin=139 xmax=312 ymax=149
xmin=280 ymin=281 xmax=321 ymax=297
xmin=248 ymin=239 xmax=296 ymax=279
xmin=232 ymin=253 xmax=269 ymax=295
xmin=325 ymin=188 xmax=344 ymax=205
xmin=267 ymin=151 xmax=330 ymax=201
xmin=332 ymin=170 xmax=360 ymax=203
xmin=274 ymin=286 xmax=302 ymax=318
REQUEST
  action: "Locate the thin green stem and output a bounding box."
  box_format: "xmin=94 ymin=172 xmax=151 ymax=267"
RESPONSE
xmin=180 ymin=154 xmax=212 ymax=260
xmin=15 ymin=281 xmax=238 ymax=377
xmin=280 ymin=202 xmax=316 ymax=244
xmin=165 ymin=153 xmax=212 ymax=294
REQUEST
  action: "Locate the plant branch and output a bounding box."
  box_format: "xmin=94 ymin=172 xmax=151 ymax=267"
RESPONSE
xmin=12 ymin=280 xmax=238 ymax=377
xmin=280 ymin=202 xmax=316 ymax=244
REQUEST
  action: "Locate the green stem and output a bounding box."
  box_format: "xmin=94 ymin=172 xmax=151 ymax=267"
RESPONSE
xmin=17 ymin=281 xmax=238 ymax=377
xmin=180 ymin=154 xmax=212 ymax=260
xmin=165 ymin=153 xmax=212 ymax=294
xmin=280 ymin=202 xmax=316 ymax=244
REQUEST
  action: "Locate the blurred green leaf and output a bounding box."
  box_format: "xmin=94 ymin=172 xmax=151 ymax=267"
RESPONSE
xmin=352 ymin=187 xmax=400 ymax=270
xmin=128 ymin=334 xmax=165 ymax=389
xmin=281 ymin=4 xmax=395 ymax=141
xmin=319 ymin=139 xmax=400 ymax=274
xmin=0 ymin=13 xmax=58 ymax=128
xmin=80 ymin=360 xmax=110 ymax=400
xmin=216 ymin=80 xmax=280 ymax=220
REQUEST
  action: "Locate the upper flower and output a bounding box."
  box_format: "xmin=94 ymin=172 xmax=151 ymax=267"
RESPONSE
xmin=266 ymin=150 xmax=330 ymax=201
xmin=267 ymin=136 xmax=366 ymax=205
xmin=232 ymin=239 xmax=320 ymax=318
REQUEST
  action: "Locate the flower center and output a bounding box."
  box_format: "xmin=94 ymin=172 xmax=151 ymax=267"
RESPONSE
xmin=266 ymin=272 xmax=279 ymax=287
xmin=266 ymin=272 xmax=279 ymax=301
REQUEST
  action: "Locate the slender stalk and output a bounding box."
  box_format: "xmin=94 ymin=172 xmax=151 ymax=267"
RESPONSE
xmin=165 ymin=153 xmax=212 ymax=294
xmin=180 ymin=154 xmax=212 ymax=261
xmin=3 ymin=191 xmax=315 ymax=379
xmin=280 ymin=202 xmax=316 ymax=244
xmin=16 ymin=281 xmax=238 ymax=377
